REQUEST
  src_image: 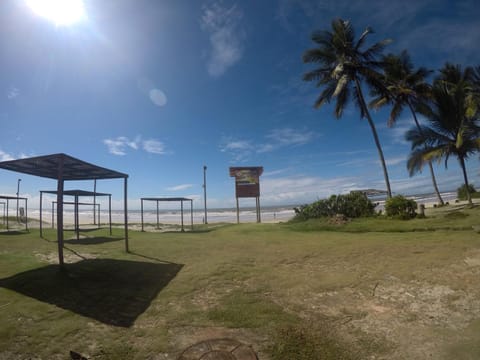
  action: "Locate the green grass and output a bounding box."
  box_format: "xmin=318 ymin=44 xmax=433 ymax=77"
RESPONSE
xmin=0 ymin=205 xmax=479 ymax=359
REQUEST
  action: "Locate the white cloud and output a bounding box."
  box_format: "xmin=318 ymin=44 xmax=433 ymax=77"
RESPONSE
xmin=103 ymin=136 xmax=139 ymax=156
xmin=220 ymin=128 xmax=317 ymax=162
xmin=166 ymin=184 xmax=194 ymax=191
xmin=258 ymin=128 xmax=316 ymax=153
xmin=201 ymin=2 xmax=245 ymax=77
xmin=261 ymin=175 xmax=366 ymax=204
xmin=0 ymin=150 xmax=14 ymax=161
xmin=7 ymin=87 xmax=19 ymax=100
xmin=142 ymin=139 xmax=165 ymax=154
xmin=103 ymin=136 xmax=166 ymax=156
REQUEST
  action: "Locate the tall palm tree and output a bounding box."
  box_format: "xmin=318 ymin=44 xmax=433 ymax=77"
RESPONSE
xmin=406 ymin=65 xmax=480 ymax=205
xmin=370 ymin=51 xmax=444 ymax=204
xmin=302 ymin=18 xmax=393 ymax=198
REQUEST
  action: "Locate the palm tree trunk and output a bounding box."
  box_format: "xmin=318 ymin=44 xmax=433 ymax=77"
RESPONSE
xmin=354 ymin=78 xmax=392 ymax=198
xmin=407 ymin=102 xmax=444 ymax=205
xmin=459 ymin=156 xmax=473 ymax=205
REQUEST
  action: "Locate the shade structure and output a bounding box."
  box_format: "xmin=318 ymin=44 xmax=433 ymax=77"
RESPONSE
xmin=0 ymin=195 xmax=28 ymax=231
xmin=39 ymin=190 xmax=113 ymax=240
xmin=140 ymin=197 xmax=193 ymax=232
xmin=0 ymin=154 xmax=129 ymax=266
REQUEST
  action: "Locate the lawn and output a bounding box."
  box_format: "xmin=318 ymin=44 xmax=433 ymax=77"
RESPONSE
xmin=1 ymin=205 xmax=480 ymax=359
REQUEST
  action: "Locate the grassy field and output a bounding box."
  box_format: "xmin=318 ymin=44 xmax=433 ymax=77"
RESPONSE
xmin=1 ymin=205 xmax=480 ymax=359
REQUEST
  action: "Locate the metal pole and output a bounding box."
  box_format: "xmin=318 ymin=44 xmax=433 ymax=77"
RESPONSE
xmin=93 ymin=179 xmax=97 ymax=225
xmin=108 ymin=195 xmax=112 ymax=235
xmin=190 ymin=199 xmax=193 ymax=231
xmin=75 ymin=195 xmax=79 ymax=241
xmin=25 ymin=198 xmax=28 ymax=231
xmin=156 ymin=200 xmax=159 ymax=229
xmin=141 ymin=198 xmax=144 ymax=232
xmin=16 ymin=178 xmax=21 ymax=221
xmin=181 ymin=200 xmax=184 ymax=232
xmin=57 ymin=157 xmax=65 ymax=267
xmin=124 ymin=177 xmax=129 ymax=252
xmin=40 ymin=192 xmax=43 ymax=237
xmin=203 ymin=165 xmax=207 ymax=224
xmin=236 ymin=197 xmax=240 ymax=224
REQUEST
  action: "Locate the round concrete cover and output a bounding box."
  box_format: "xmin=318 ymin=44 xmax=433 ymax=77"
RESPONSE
xmin=178 ymin=338 xmax=258 ymax=360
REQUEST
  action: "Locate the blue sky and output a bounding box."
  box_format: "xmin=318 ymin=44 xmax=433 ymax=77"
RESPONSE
xmin=0 ymin=0 xmax=479 ymax=209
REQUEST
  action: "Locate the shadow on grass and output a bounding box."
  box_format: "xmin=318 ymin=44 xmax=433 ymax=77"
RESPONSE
xmin=63 ymin=236 xmax=124 ymax=245
xmin=0 ymin=258 xmax=183 ymax=327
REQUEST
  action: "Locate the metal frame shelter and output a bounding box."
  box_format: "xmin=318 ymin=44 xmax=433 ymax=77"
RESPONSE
xmin=0 ymin=154 xmax=129 ymax=266
xmin=0 ymin=195 xmax=28 ymax=231
xmin=50 ymin=202 xmax=100 ymax=228
xmin=140 ymin=197 xmax=193 ymax=232
xmin=39 ymin=190 xmax=112 ymax=240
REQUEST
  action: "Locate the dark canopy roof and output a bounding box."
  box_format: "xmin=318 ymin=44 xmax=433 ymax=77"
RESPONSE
xmin=141 ymin=197 xmax=192 ymax=202
xmin=0 ymin=153 xmax=127 ymax=180
xmin=41 ymin=190 xmax=111 ymax=197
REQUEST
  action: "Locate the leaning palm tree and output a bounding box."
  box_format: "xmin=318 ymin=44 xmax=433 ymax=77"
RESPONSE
xmin=370 ymin=51 xmax=444 ymax=204
xmin=302 ymin=18 xmax=393 ymax=198
xmin=406 ymin=65 xmax=480 ymax=205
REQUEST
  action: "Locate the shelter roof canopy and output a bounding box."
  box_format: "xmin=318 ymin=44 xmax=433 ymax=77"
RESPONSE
xmin=41 ymin=190 xmax=111 ymax=197
xmin=0 ymin=153 xmax=127 ymax=180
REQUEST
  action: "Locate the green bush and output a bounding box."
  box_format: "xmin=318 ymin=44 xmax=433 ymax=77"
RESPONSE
xmin=293 ymin=191 xmax=375 ymax=221
xmin=457 ymin=184 xmax=477 ymax=200
xmin=385 ymin=195 xmax=417 ymax=219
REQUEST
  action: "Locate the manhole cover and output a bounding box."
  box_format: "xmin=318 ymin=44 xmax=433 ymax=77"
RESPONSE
xmin=178 ymin=338 xmax=258 ymax=360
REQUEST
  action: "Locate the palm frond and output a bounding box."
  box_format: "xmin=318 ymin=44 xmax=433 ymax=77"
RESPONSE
xmin=388 ymin=101 xmax=403 ymax=127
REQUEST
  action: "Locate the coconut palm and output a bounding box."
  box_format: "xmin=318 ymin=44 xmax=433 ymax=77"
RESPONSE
xmin=302 ymin=18 xmax=393 ymax=198
xmin=406 ymin=65 xmax=480 ymax=205
xmin=370 ymin=51 xmax=444 ymax=204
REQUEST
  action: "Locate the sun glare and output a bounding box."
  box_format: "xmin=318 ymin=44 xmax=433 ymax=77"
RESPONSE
xmin=26 ymin=0 xmax=87 ymax=26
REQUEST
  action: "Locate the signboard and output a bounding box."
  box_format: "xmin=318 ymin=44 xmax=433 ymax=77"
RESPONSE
xmin=229 ymin=167 xmax=263 ymax=198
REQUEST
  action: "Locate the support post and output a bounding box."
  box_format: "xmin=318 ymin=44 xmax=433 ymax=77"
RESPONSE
xmin=93 ymin=179 xmax=97 ymax=225
xmin=124 ymin=177 xmax=129 ymax=252
xmin=190 ymin=200 xmax=193 ymax=231
xmin=156 ymin=200 xmax=159 ymax=229
xmin=25 ymin=198 xmax=28 ymax=231
xmin=57 ymin=158 xmax=65 ymax=267
xmin=180 ymin=200 xmax=184 ymax=232
xmin=75 ymin=194 xmax=79 ymax=241
xmin=236 ymin=197 xmax=240 ymax=224
xmin=141 ymin=198 xmax=144 ymax=232
xmin=6 ymin=199 xmax=9 ymax=230
xmin=109 ymin=195 xmax=112 ymax=235
xmin=40 ymin=192 xmax=43 ymax=237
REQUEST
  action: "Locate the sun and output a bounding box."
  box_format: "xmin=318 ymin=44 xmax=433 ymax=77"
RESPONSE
xmin=26 ymin=0 xmax=87 ymax=26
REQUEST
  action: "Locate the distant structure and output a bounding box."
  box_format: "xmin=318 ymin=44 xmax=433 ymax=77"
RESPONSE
xmin=229 ymin=166 xmax=263 ymax=223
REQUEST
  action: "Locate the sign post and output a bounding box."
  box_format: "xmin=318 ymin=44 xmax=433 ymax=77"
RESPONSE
xmin=229 ymin=167 xmax=263 ymax=223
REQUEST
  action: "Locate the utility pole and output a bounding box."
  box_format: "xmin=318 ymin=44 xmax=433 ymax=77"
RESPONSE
xmin=16 ymin=178 xmax=21 ymax=221
xmin=203 ymin=165 xmax=208 ymax=224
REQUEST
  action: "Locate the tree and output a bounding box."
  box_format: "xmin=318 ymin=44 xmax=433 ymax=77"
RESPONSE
xmin=406 ymin=64 xmax=480 ymax=205
xmin=302 ymin=18 xmax=393 ymax=198
xmin=370 ymin=51 xmax=444 ymax=204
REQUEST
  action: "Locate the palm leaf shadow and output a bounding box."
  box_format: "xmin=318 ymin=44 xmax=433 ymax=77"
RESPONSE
xmin=0 ymin=259 xmax=183 ymax=327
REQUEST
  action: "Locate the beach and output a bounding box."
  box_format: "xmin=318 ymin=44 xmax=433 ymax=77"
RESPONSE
xmin=4 ymin=191 xmax=471 ymax=228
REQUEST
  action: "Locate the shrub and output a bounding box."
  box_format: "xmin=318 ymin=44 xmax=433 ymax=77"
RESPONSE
xmin=457 ymin=184 xmax=477 ymax=200
xmin=385 ymin=195 xmax=417 ymax=219
xmin=293 ymin=191 xmax=375 ymax=221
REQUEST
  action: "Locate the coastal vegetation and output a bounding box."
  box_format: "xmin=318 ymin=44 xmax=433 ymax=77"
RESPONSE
xmin=303 ymin=19 xmax=480 ymax=202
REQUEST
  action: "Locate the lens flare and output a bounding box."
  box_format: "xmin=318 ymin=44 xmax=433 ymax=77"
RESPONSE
xmin=26 ymin=0 xmax=87 ymax=26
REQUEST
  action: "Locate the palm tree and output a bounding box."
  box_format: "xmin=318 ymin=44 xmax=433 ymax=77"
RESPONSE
xmin=370 ymin=51 xmax=444 ymax=205
xmin=302 ymin=18 xmax=393 ymax=198
xmin=406 ymin=65 xmax=480 ymax=205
